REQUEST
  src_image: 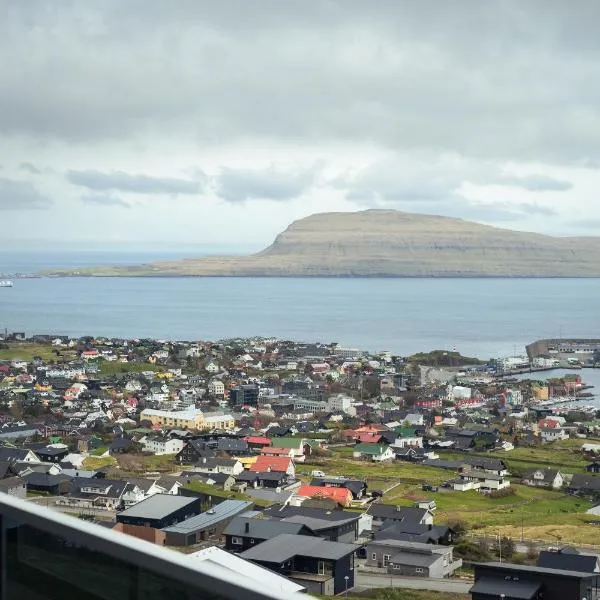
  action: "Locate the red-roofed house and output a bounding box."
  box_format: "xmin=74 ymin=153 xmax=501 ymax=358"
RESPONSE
xmin=296 ymin=485 xmax=353 ymax=507
xmin=355 ymin=432 xmax=383 ymax=444
xmin=244 ymin=436 xmax=272 ymax=449
xmin=249 ymin=456 xmax=295 ymax=478
xmin=260 ymin=447 xmax=295 ymax=458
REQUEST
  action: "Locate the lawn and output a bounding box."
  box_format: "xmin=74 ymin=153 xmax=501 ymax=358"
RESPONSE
xmin=82 ymin=456 xmax=117 ymax=470
xmin=348 ymin=589 xmax=469 ymax=600
xmin=0 ymin=343 xmax=59 ymax=362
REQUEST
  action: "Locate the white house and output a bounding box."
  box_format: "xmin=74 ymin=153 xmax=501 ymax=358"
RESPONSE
xmin=457 ymin=469 xmax=510 ymax=492
xmin=540 ymin=427 xmax=568 ymax=443
xmin=142 ymin=436 xmax=185 ymax=455
xmin=392 ymin=432 xmax=423 ymax=449
xmin=521 ymin=469 xmax=564 ymax=489
xmin=205 ymin=361 xmax=220 ymax=374
xmin=326 ymin=394 xmax=353 ymax=413
xmin=208 ymin=380 xmax=225 ymax=396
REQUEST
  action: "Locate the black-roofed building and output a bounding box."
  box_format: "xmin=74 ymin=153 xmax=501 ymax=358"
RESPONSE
xmin=216 ymin=437 xmax=249 ymax=455
xmin=470 ymin=562 xmax=598 ymax=600
xmin=240 ymin=533 xmax=356 ymax=596
xmin=0 ymin=447 xmax=40 ymax=463
xmin=224 ymin=514 xmax=316 ymax=552
xmin=33 ymin=445 xmax=70 ymax=463
xmin=116 ymin=494 xmax=203 ymax=529
xmin=21 ymin=472 xmax=72 ymax=495
xmin=368 ymin=504 xmax=434 ymax=529
xmin=537 ymin=548 xmax=600 ymax=573
xmin=0 ymin=476 xmax=26 ymax=498
xmin=262 ymin=505 xmax=360 ymax=543
xmin=375 ymin=522 xmax=455 ymax=545
xmin=58 ymin=477 xmax=129 ymax=510
xmin=176 ymin=439 xmax=217 ymax=464
xmin=162 ymin=499 xmax=252 ymax=546
xmin=567 ymin=474 xmax=600 ymax=497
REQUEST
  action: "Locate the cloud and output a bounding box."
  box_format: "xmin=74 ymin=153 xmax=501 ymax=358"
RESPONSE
xmin=81 ymin=193 xmax=130 ymax=208
xmin=67 ymin=170 xmax=203 ymax=194
xmin=495 ymin=174 xmax=573 ymax=192
xmin=3 ymin=3 xmax=600 ymax=164
xmin=18 ymin=162 xmax=42 ymax=174
xmin=0 ymin=178 xmax=52 ymax=209
xmin=215 ymin=163 xmax=321 ymax=203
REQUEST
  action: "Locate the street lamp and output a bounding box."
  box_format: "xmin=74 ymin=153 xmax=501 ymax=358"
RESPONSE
xmin=344 ymin=575 xmax=349 ymax=598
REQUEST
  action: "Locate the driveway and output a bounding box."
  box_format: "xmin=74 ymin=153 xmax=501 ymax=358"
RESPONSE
xmin=355 ymin=572 xmax=472 ymax=594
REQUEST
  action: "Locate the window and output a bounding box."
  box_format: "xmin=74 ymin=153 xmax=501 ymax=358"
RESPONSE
xmin=371 ymin=553 xmax=377 ymax=561
xmin=383 ymin=554 xmax=391 ymax=566
xmin=416 ymin=568 xmax=424 ymax=573
xmin=231 ymin=536 xmax=242 ymax=545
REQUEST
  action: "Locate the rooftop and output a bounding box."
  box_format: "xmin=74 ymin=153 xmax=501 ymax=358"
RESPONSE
xmin=117 ymin=494 xmax=198 ymax=520
xmin=162 ymin=500 xmax=252 ymax=534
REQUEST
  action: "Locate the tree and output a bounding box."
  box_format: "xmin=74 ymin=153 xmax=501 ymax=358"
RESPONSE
xmin=492 ymin=536 xmax=516 ymax=560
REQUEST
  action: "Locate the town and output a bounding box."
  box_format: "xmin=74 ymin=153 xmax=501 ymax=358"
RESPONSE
xmin=2 ymin=332 xmax=600 ymax=599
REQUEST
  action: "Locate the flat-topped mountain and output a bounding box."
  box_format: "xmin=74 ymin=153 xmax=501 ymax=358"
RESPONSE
xmin=51 ymin=210 xmax=600 ymax=277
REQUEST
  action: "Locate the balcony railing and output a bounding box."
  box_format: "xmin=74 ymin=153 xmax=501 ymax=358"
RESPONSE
xmin=0 ymin=492 xmax=306 ymax=600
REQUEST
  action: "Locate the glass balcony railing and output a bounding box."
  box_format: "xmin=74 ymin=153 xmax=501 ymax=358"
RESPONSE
xmin=0 ymin=492 xmax=306 ymax=600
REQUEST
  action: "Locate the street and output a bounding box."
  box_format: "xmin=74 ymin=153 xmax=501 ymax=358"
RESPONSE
xmin=355 ymin=572 xmax=472 ymax=594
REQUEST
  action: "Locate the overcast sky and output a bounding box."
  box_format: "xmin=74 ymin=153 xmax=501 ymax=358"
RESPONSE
xmin=2 ymin=1 xmax=600 ymax=251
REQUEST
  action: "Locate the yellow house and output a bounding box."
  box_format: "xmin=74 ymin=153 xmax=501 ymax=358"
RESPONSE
xmin=532 ymin=386 xmax=549 ymax=401
xmin=236 ymin=456 xmax=258 ymax=469
xmin=140 ymin=408 xmax=205 ymax=430
xmin=202 ymin=414 xmax=235 ymax=431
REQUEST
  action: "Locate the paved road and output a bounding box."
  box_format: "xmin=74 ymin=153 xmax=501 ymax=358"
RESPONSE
xmin=28 ymin=497 xmax=116 ymax=520
xmin=355 ymin=572 xmax=472 ymax=593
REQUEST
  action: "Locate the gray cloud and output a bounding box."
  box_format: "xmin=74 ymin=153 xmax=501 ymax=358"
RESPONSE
xmin=81 ymin=193 xmax=130 ymax=208
xmin=67 ymin=170 xmax=203 ymax=194
xmin=0 ymin=178 xmax=52 ymax=210
xmin=215 ymin=164 xmax=320 ymax=203
xmin=18 ymin=162 xmax=42 ymax=175
xmin=3 ymin=2 xmax=600 ymax=164
xmin=495 ymin=174 xmax=573 ymax=192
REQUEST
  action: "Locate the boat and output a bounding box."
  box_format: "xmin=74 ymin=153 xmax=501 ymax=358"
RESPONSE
xmin=0 ymin=280 xmax=13 ymax=287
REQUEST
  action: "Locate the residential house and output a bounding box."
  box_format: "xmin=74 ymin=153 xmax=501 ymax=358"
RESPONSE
xmin=366 ymin=539 xmax=462 ymax=578
xmin=191 ymin=457 xmax=244 ymax=477
xmin=208 ymin=379 xmax=225 ymax=397
xmin=296 ymin=485 xmax=353 ymax=507
xmin=216 ymin=437 xmax=249 ymax=455
xmin=267 ymin=438 xmax=312 ymax=461
xmin=586 ymin=461 xmax=600 ymax=474
xmin=537 ymin=548 xmax=600 ymax=573
xmin=32 ymin=445 xmax=70 ymax=463
xmin=392 ymin=428 xmax=424 ymax=449
xmin=0 ymin=447 xmax=40 ymax=463
xmin=0 ymin=476 xmax=27 ymax=498
xmin=162 ymin=499 xmax=252 ymax=547
xmin=567 ymin=474 xmax=600 ymax=497
xmin=224 ymin=515 xmax=316 ymax=553
xmin=540 ymin=425 xmax=568 ymax=443
xmin=352 ymin=444 xmax=394 ymax=462
xmin=21 ymin=472 xmax=72 ymax=496
xmin=244 ymin=436 xmax=272 ymax=450
xmin=249 ymin=456 xmax=295 ymax=478
xmin=453 ymin=469 xmax=510 ymax=493
xmin=310 ymin=477 xmax=368 ymax=500
xmin=470 ymin=561 xmax=598 ymax=600
xmin=240 ymin=533 xmax=356 ymax=596
xmin=262 ymin=505 xmax=360 ymax=543
xmin=368 ymin=505 xmax=434 ymax=529
xmin=116 ymin=494 xmax=203 ymax=529
xmin=521 ymin=468 xmax=564 ymax=489
xmin=176 ymin=440 xmax=216 ymax=464
xmin=142 ymin=435 xmax=185 ymax=455
xmin=374 ymin=522 xmax=455 ymax=545
xmin=58 ymin=478 xmax=129 ymax=510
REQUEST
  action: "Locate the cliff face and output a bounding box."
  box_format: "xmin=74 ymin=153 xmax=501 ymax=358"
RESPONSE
xmin=56 ymin=210 xmax=600 ymax=277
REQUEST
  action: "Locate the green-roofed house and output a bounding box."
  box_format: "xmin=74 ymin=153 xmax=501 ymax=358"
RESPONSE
xmin=352 ymin=443 xmax=394 ymax=462
xmin=393 ymin=428 xmax=423 ymax=449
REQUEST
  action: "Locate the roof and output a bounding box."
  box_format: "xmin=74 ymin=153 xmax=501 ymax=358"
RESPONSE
xmin=118 ymin=494 xmax=198 ymax=520
xmin=389 ymin=551 xmax=441 ymax=568
xmin=369 ymin=504 xmax=428 ymax=522
xmin=569 ymin=474 xmax=600 ymax=490
xmin=244 ymin=436 xmax=271 ymax=445
xmin=187 ymin=546 xmax=305 ymax=595
xmin=297 ymin=485 xmax=352 ymax=504
xmin=537 ymin=550 xmax=598 ymax=572
xmin=476 ymin=561 xmax=597 ymax=579
xmin=224 ymin=516 xmax=313 ymax=539
xmin=269 ymin=438 xmax=302 ymax=449
xmin=470 ymin=577 xmax=541 ymax=600
xmin=353 ymin=443 xmax=388 ymax=455
xmin=240 ymin=533 xmax=356 ymax=562
xmin=249 ymin=456 xmax=292 ymax=473
xmin=162 ymin=500 xmax=252 ymax=534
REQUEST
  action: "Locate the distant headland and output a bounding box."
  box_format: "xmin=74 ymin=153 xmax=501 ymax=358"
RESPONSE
xmin=44 ymin=210 xmax=600 ymax=277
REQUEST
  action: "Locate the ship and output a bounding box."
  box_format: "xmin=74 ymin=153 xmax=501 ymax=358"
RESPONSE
xmin=0 ymin=280 xmax=13 ymax=287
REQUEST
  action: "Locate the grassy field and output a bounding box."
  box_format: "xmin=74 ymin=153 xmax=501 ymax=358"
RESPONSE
xmin=0 ymin=343 xmax=60 ymax=362
xmin=82 ymin=455 xmax=117 ymax=470
xmin=437 ymin=442 xmax=591 ymax=476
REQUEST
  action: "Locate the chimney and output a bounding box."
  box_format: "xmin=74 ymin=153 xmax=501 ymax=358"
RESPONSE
xmin=428 ymin=524 xmax=432 ymax=530
xmin=245 ymin=521 xmax=250 ymax=533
